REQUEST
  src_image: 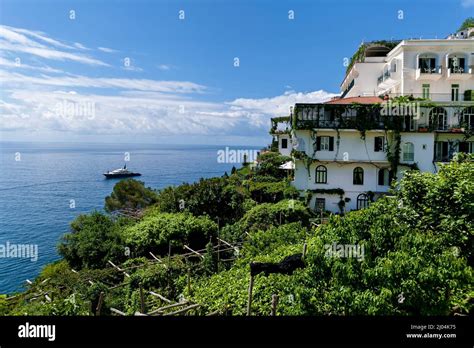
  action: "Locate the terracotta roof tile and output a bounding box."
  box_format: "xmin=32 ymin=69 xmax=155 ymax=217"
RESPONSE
xmin=325 ymin=96 xmax=383 ymax=104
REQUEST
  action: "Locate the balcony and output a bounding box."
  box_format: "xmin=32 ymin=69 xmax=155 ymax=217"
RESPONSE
xmin=415 ymin=66 xmax=442 ymax=80
xmin=293 ymin=103 xmax=416 ymax=131
xmin=447 ymin=66 xmax=473 ymax=80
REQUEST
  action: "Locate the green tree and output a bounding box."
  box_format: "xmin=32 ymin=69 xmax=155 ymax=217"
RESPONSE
xmin=58 ymin=212 xmax=125 ymax=269
xmin=105 ymin=179 xmax=158 ymax=213
xmin=458 ymin=17 xmax=474 ymax=31
xmin=256 ymin=152 xmax=292 ymax=179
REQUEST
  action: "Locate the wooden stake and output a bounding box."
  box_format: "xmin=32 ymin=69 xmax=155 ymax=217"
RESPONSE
xmin=139 ymin=285 xmax=146 ymax=314
xmin=187 ymin=267 xmax=191 ymax=295
xmin=108 ymin=260 xmax=130 ymax=278
xmin=302 ymin=243 xmax=307 ymax=258
xmin=217 ymin=237 xmax=239 ymax=253
xmin=168 ymin=242 xmax=171 ymax=266
xmin=184 ymin=245 xmax=204 ymax=259
xmin=271 ymin=294 xmax=279 ymax=316
xmin=149 ymin=291 xmax=172 ymax=304
xmin=246 ymin=274 xmax=254 ymax=316
xmin=162 ymin=303 xmax=200 ymax=316
xmin=95 ymin=291 xmax=104 ymax=316
xmin=148 ymin=301 xmax=189 ymax=315
xmin=110 ymin=307 xmax=126 ymax=316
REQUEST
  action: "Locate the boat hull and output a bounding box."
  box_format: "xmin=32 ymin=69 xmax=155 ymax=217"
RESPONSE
xmin=103 ymin=173 xmax=141 ymax=179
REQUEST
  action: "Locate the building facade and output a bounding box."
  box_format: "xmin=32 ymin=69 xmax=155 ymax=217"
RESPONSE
xmin=287 ymin=27 xmax=474 ymax=213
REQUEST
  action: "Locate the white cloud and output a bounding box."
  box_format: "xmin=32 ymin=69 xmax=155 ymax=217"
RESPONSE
xmin=98 ymin=46 xmax=118 ymax=53
xmin=0 ymin=25 xmax=109 ymax=66
xmin=461 ymin=0 xmax=474 ymax=7
xmin=0 ymin=70 xmax=206 ymax=93
xmin=0 ymin=57 xmax=63 ymax=73
xmin=74 ymin=42 xmax=89 ymax=50
xmin=228 ymin=90 xmax=338 ymax=117
xmin=0 ymin=25 xmax=338 ymax=141
xmin=1 ymin=78 xmax=336 ymax=137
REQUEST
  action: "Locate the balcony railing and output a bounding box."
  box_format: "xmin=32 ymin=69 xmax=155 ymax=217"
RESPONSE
xmin=382 ymin=93 xmax=474 ymax=102
xmin=419 ymin=66 xmax=442 ymax=74
xmin=377 ymin=71 xmax=392 ymax=85
xmin=293 ymin=103 xmax=473 ymax=131
xmin=449 ymin=67 xmax=467 ymax=74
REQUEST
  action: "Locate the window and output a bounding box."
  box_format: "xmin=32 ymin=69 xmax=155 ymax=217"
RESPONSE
xmin=316 ymin=136 xmax=334 ymax=151
xmin=459 ymin=142 xmax=474 ymax=154
xmin=434 ymin=141 xmax=449 ymax=161
xmin=418 ymin=57 xmax=436 ymax=73
xmin=378 ymin=169 xmax=390 ymax=186
xmin=281 ymin=138 xmax=288 ymax=149
xmin=356 ymin=194 xmax=369 ymax=210
xmin=429 ymin=107 xmax=447 ymax=130
xmin=402 ymin=142 xmax=414 ymax=162
xmin=461 ymin=107 xmax=474 ymax=129
xmin=374 ymin=136 xmax=385 ymax=152
xmin=315 ymin=165 xmax=327 ymax=184
xmin=353 ymin=167 xmax=364 ymax=185
xmin=422 ymin=84 xmax=430 ymax=99
xmin=448 ymin=57 xmax=466 ymax=73
xmin=315 ymin=198 xmax=325 ymax=212
xmin=452 ymin=84 xmax=459 ymax=101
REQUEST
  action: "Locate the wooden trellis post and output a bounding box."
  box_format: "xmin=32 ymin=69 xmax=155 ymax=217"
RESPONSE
xmin=139 ymin=284 xmax=146 ymax=314
xmin=95 ymin=291 xmax=104 ymax=316
xmin=246 ymin=274 xmax=254 ymax=316
xmin=271 ymin=294 xmax=279 ymax=316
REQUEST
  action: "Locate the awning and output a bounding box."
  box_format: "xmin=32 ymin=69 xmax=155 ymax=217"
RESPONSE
xmin=279 ymin=161 xmax=295 ymax=170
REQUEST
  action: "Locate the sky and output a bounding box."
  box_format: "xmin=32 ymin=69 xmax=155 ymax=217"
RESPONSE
xmin=0 ymin=0 xmax=472 ymax=146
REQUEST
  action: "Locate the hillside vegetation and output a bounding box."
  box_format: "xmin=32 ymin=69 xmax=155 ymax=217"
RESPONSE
xmin=1 ymin=152 xmax=472 ymax=316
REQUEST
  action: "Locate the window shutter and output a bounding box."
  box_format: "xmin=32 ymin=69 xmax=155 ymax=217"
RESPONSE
xmin=316 ymin=137 xmax=321 ymax=151
xmin=329 ymin=137 xmax=334 ymax=151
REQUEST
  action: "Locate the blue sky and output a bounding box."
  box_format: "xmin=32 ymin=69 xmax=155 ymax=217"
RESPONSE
xmin=0 ymin=0 xmax=472 ymax=145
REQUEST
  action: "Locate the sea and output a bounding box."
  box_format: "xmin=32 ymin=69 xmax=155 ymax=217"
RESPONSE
xmin=0 ymin=142 xmax=261 ymax=294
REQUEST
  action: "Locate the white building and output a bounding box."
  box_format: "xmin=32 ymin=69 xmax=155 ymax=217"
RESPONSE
xmin=270 ymin=116 xmax=292 ymax=157
xmin=289 ymin=27 xmax=474 ymax=213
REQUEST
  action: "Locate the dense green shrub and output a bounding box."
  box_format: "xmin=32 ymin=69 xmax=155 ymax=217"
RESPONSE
xmin=122 ymin=212 xmax=218 ymax=256
xmin=239 ymin=199 xmax=311 ymax=233
xmin=156 ymin=177 xmax=248 ymax=225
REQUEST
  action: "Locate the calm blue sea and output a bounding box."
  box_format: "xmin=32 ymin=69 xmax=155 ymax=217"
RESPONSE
xmin=0 ymin=142 xmax=260 ymax=294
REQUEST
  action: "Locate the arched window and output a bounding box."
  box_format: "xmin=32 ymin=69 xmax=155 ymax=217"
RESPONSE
xmin=461 ymin=106 xmax=474 ymax=129
xmin=353 ymin=167 xmax=364 ymax=185
xmin=429 ymin=107 xmax=447 ymax=130
xmin=315 ymin=165 xmax=327 ymax=184
xmin=357 ymin=193 xmax=369 ymax=210
xmin=417 ymin=53 xmax=437 ymax=73
xmin=402 ymin=142 xmax=414 ymax=162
